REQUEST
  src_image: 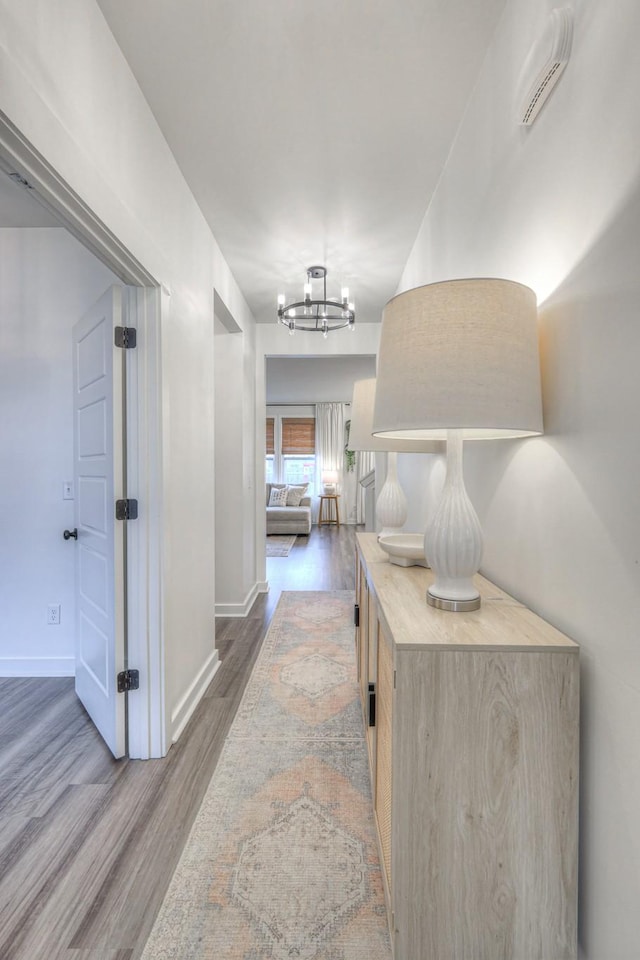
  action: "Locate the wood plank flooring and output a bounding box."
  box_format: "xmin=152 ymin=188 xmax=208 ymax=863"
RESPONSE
xmin=0 ymin=523 xmax=358 ymax=960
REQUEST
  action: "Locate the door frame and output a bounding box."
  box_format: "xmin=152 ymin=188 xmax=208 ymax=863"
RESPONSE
xmin=0 ymin=111 xmax=166 ymax=758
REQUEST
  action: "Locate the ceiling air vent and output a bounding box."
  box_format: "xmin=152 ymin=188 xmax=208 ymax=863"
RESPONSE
xmin=518 ymin=7 xmax=573 ymax=126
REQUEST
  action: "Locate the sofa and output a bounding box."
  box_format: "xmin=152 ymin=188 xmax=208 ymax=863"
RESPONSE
xmin=266 ymin=482 xmax=312 ymax=535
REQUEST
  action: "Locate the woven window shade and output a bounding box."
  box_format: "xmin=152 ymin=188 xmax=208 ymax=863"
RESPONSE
xmin=266 ymin=418 xmax=275 ymax=455
xmin=281 ymin=417 xmax=315 ymax=455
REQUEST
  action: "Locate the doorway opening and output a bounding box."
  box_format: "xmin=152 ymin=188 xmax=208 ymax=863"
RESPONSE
xmin=0 ymin=118 xmax=164 ymax=759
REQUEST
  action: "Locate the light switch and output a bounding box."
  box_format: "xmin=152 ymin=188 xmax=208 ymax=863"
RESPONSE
xmin=63 ymin=481 xmax=74 ymax=500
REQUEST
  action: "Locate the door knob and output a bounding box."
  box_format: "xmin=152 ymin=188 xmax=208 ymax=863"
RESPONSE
xmin=63 ymin=528 xmax=78 ymax=540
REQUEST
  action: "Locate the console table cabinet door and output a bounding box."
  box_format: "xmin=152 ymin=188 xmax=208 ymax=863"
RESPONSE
xmin=356 ymin=554 xmax=369 ymax=704
xmin=375 ymin=620 xmax=394 ymax=895
xmin=392 ymin=648 xmax=579 ymax=960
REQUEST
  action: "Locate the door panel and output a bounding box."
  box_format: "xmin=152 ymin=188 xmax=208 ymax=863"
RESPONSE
xmin=73 ymin=286 xmax=126 ymax=758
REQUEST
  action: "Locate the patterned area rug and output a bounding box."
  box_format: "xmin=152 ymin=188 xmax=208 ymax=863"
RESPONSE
xmin=141 ymin=591 xmax=391 ymax=960
xmin=265 ymin=535 xmax=297 ymax=557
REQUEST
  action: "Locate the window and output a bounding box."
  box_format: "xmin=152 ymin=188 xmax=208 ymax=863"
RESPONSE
xmin=266 ymin=415 xmax=316 ymax=487
xmin=282 ymin=417 xmax=315 ymax=485
xmin=283 ymin=456 xmax=315 ymax=485
xmin=266 ymin=417 xmax=275 ymax=483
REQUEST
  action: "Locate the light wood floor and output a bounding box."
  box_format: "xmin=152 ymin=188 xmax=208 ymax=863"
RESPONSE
xmin=0 ymin=523 xmax=359 ymax=960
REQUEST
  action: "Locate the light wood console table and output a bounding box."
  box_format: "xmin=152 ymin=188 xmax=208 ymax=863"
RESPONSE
xmin=355 ymin=533 xmax=579 ymax=960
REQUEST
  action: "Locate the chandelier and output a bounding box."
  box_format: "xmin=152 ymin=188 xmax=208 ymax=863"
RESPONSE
xmin=277 ymin=266 xmax=355 ymax=336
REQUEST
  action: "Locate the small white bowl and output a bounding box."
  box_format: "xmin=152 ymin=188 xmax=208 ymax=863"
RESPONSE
xmin=378 ymin=533 xmax=429 ymax=567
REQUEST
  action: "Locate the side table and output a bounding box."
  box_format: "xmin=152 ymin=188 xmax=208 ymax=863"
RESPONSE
xmin=318 ymin=494 xmax=340 ymax=527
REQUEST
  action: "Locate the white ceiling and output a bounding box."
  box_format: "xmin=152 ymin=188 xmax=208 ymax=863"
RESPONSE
xmin=95 ymin=1 xmax=506 ymax=323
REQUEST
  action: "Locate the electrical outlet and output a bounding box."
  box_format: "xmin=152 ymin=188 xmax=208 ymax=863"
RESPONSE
xmin=47 ymin=604 xmax=61 ymax=625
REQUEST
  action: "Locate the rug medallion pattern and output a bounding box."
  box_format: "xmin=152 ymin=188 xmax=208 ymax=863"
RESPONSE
xmin=141 ymin=591 xmax=392 ymax=960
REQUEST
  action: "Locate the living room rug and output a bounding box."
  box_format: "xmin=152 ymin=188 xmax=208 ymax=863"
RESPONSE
xmin=265 ymin=534 xmax=297 ymax=557
xmin=141 ymin=591 xmax=391 ymax=960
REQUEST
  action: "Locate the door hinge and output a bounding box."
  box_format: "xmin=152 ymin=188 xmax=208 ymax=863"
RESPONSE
xmin=354 ymin=603 xmax=360 ymax=627
xmin=393 ymin=669 xmax=397 ymax=689
xmin=114 ymin=326 xmax=137 ymax=349
xmin=115 ymin=498 xmax=138 ymax=520
xmin=117 ymin=669 xmax=139 ymax=693
xmin=9 ymin=172 xmax=33 ymax=190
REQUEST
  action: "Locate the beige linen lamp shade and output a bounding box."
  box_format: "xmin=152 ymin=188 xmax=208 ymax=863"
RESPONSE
xmin=349 ymin=378 xmax=444 ymax=453
xmin=372 ymin=279 xmax=543 ymax=441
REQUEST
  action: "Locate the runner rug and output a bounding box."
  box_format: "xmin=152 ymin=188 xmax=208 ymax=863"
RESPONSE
xmin=141 ymin=590 xmax=391 ymax=960
xmin=265 ymin=534 xmax=297 ymax=557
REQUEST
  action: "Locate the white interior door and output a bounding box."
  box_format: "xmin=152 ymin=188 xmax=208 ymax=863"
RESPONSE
xmin=72 ymin=286 xmax=126 ymax=758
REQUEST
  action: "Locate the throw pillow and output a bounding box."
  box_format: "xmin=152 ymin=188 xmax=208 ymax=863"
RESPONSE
xmin=286 ymin=484 xmax=308 ymax=506
xmin=268 ymin=485 xmax=288 ymax=507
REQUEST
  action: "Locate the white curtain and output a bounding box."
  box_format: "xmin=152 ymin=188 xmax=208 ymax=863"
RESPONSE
xmin=315 ymin=402 xmax=344 ymax=488
xmin=315 ymin=402 xmax=347 ymax=520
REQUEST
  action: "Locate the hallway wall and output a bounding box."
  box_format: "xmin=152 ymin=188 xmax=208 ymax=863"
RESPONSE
xmin=266 ymin=356 xmax=377 ymax=405
xmin=0 ymin=0 xmax=255 ymax=748
xmin=398 ymin=1 xmax=640 ymax=956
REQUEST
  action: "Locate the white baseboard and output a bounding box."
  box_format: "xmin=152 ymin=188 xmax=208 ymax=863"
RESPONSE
xmin=170 ymin=649 xmax=221 ymax=743
xmin=215 ymin=580 xmax=268 ymax=618
xmin=0 ymin=657 xmax=75 ymax=677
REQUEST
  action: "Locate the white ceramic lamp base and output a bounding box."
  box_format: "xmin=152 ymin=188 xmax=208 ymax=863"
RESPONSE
xmin=424 ymin=431 xmax=482 ymax=611
xmin=376 ymin=451 xmax=408 ymax=538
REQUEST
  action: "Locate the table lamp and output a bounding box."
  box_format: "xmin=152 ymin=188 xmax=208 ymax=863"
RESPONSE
xmin=372 ymin=278 xmax=543 ymax=611
xmin=348 ymin=378 xmax=443 ymax=537
xmin=322 ymin=470 xmax=339 ymax=494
